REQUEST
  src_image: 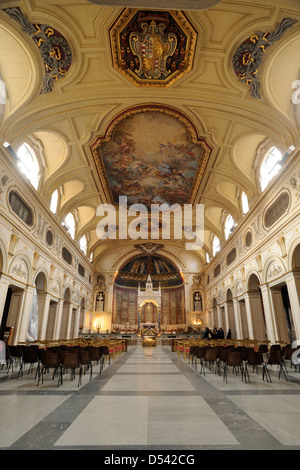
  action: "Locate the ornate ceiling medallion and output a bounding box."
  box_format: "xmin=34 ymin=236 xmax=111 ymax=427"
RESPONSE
xmin=109 ymin=9 xmax=197 ymax=87
xmin=89 ymin=104 xmax=212 ymax=208
xmin=233 ymin=17 xmax=297 ymax=99
xmin=3 ymin=7 xmax=72 ymax=94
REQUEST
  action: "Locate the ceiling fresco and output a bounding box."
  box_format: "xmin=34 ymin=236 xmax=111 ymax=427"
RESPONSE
xmin=90 ymin=105 xmax=212 ymax=208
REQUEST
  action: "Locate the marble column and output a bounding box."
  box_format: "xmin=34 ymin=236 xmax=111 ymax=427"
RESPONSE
xmin=285 ymin=272 xmax=300 ymax=340
xmin=260 ymin=284 xmax=276 ymax=343
xmin=223 ymin=302 xmax=229 ymax=333
xmin=53 ymin=299 xmax=64 ymax=340
xmin=65 ymin=303 xmax=74 ymax=339
xmin=38 ymin=293 xmax=51 ymax=341
xmin=74 ymin=307 xmax=81 ymax=338
xmin=216 ymin=305 xmax=222 ymax=328
xmin=14 ymin=286 xmax=35 ymax=344
xmin=244 ymin=293 xmax=255 ymax=339
xmin=232 ymin=298 xmax=242 ymax=339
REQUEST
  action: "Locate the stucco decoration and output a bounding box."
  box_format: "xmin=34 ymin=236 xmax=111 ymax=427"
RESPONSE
xmin=233 ymin=18 xmax=298 ymax=98
xmin=109 ymin=9 xmax=197 ymax=87
xmin=3 ymin=7 xmax=72 ymax=93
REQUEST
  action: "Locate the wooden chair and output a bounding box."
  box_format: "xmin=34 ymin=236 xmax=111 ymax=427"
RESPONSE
xmin=244 ymin=351 xmax=270 ymax=383
xmin=60 ymin=351 xmax=82 ymax=387
xmin=17 ymin=347 xmax=40 ymax=379
xmin=200 ymin=348 xmax=218 ymax=376
xmin=78 ymin=350 xmax=93 ymax=381
xmin=266 ymin=350 xmax=287 ymax=381
xmin=37 ymin=352 xmax=62 ymax=387
xmin=223 ymin=351 xmax=244 ymax=383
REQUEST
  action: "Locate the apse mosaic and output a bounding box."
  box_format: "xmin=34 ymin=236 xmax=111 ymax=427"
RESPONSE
xmin=115 ymin=255 xmax=183 ymax=288
xmin=90 ymin=105 xmax=212 ymax=208
xmin=109 ymin=9 xmax=197 ymax=87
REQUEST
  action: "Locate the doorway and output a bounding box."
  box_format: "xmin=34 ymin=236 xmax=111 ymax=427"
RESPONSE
xmin=270 ymin=282 xmax=295 ymax=344
xmin=0 ymin=285 xmax=25 ymax=344
xmin=0 ymin=287 xmax=12 ymax=341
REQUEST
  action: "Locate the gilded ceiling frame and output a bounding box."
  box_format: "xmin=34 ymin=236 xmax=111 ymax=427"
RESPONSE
xmin=109 ymin=8 xmax=197 ymax=87
xmin=89 ymin=103 xmax=213 ymax=207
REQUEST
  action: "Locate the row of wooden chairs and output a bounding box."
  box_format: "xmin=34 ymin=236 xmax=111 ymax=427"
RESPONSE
xmin=2 ymin=339 xmax=126 ymax=387
xmin=187 ymin=344 xmax=299 ymax=383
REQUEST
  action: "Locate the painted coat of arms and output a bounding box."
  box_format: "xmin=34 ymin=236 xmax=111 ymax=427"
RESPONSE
xmin=110 ymin=10 xmax=197 ymax=87
xmin=129 ymin=20 xmax=177 ymax=80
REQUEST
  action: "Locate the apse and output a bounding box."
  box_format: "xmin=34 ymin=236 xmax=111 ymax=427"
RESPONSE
xmin=114 ymin=254 xmax=183 ymax=288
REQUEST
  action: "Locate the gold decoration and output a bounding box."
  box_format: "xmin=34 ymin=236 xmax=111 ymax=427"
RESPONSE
xmin=109 ymin=8 xmax=197 ymax=87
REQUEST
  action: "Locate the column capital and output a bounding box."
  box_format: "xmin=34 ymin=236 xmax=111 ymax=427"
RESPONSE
xmin=259 ymin=283 xmax=269 ymax=292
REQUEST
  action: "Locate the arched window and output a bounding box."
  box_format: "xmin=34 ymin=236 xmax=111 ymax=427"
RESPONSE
xmin=224 ymin=214 xmax=234 ymax=240
xmin=0 ymin=78 xmax=7 ymax=104
xmin=212 ymin=236 xmax=220 ymax=256
xmin=50 ymin=189 xmax=58 ymax=215
xmin=259 ymin=146 xmax=283 ymax=191
xmin=206 ymin=252 xmax=210 ymax=264
xmin=241 ymin=191 xmax=249 ymax=215
xmin=16 ymin=143 xmax=40 ymax=190
xmin=63 ymin=212 xmax=75 ymax=239
xmin=80 ymin=235 xmax=87 ymax=255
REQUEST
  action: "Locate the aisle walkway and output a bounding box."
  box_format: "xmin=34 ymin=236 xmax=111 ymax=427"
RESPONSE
xmin=0 ymin=345 xmax=300 ymax=450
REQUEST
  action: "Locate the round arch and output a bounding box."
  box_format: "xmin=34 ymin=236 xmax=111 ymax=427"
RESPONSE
xmin=287 ymin=236 xmax=300 ymax=271
xmin=8 ymin=252 xmax=32 ymax=285
xmin=114 ymin=253 xmax=184 ymax=289
xmin=226 ymin=288 xmax=233 ymax=302
xmin=63 ymin=286 xmax=72 ymax=302
xmin=292 ymin=243 xmax=300 ymax=269
xmin=262 ymin=254 xmax=287 ymax=284
xmin=111 ymin=247 xmax=186 ymax=276
xmin=0 ymin=236 xmax=8 ymax=274
xmin=246 ymin=270 xmax=262 ymax=292
xmin=33 ymin=269 xmax=49 ymax=293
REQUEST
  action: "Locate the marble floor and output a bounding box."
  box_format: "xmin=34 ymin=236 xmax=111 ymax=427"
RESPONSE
xmin=0 ymin=345 xmax=300 ymax=453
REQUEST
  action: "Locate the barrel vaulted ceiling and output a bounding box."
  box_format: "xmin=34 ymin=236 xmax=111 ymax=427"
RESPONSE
xmin=0 ymin=0 xmax=299 ymax=275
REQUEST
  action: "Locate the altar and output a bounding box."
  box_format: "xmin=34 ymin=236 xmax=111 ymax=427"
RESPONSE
xmin=141 ymin=323 xmax=157 ymax=347
xmin=140 ymin=322 xmax=159 ymax=332
xmin=137 ymin=275 xmax=161 ymax=329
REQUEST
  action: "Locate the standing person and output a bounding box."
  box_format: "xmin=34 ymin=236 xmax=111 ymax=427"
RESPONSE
xmin=204 ymin=327 xmax=210 ymax=340
xmin=218 ymin=327 xmax=224 ymax=339
xmin=227 ymin=328 xmax=231 ymax=339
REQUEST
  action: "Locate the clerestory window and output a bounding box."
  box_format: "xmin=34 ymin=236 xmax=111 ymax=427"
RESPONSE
xmin=16 ymin=143 xmax=40 ymax=190
xmin=260 ymin=146 xmax=283 ymax=191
